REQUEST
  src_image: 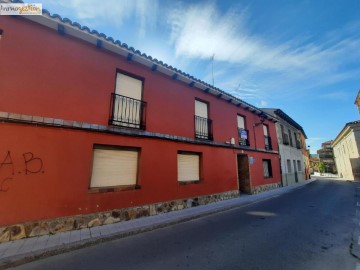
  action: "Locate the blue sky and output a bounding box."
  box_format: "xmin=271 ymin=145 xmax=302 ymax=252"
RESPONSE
xmin=29 ymin=0 xmax=360 ymax=153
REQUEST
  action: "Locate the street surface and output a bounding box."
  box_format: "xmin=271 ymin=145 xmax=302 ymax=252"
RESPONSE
xmin=12 ymin=179 xmax=359 ymax=270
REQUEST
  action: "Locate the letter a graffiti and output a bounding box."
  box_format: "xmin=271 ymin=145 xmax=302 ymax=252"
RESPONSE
xmin=0 ymin=151 xmax=14 ymax=175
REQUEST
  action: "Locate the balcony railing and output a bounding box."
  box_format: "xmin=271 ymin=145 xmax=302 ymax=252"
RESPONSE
xmin=282 ymin=133 xmax=289 ymax=145
xmin=109 ymin=93 xmax=146 ymax=129
xmin=195 ymin=115 xmax=213 ymax=140
xmin=238 ymin=128 xmax=250 ymax=146
xmin=296 ymin=140 xmax=301 ymax=149
xmin=264 ymin=136 xmax=272 ymax=150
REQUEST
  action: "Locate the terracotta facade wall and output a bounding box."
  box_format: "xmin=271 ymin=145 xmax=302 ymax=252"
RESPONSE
xmin=0 ymin=16 xmax=281 ymax=227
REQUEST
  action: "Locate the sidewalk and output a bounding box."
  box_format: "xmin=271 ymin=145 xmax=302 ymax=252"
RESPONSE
xmin=0 ymin=179 xmax=316 ymax=269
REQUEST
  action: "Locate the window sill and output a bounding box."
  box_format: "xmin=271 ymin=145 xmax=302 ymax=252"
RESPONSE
xmin=89 ymin=184 xmax=141 ymax=193
xmin=178 ymin=180 xmax=201 ymax=185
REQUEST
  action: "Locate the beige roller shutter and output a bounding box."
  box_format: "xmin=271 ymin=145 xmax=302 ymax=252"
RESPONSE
xmin=115 ymin=73 xmax=142 ymax=100
xmin=262 ymin=160 xmax=270 ymax=178
xmin=195 ymin=100 xmax=208 ymax=118
xmin=90 ymin=148 xmax=138 ymax=188
xmin=177 ymin=153 xmax=200 ymax=182
xmin=237 ymin=115 xmax=245 ymax=129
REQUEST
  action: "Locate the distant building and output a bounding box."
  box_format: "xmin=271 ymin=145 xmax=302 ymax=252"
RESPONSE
xmin=355 ymin=90 xmax=360 ymax=113
xmin=309 ymin=155 xmax=320 ymax=174
xmin=332 ymin=121 xmax=360 ymax=180
xmin=317 ymin=141 xmax=337 ymax=174
xmin=262 ymin=109 xmax=309 ymax=186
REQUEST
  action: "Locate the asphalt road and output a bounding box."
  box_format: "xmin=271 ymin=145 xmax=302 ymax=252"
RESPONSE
xmin=12 ymin=179 xmax=359 ymax=270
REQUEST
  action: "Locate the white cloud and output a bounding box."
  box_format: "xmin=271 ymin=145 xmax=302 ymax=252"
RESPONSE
xmin=47 ymin=0 xmax=159 ymax=37
xmin=166 ymin=2 xmax=360 ymax=99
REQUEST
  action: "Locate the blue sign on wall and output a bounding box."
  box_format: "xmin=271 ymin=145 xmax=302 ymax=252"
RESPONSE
xmin=249 ymin=157 xmax=254 ymax=164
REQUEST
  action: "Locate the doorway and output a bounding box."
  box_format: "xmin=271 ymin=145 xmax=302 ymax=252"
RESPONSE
xmin=237 ymin=154 xmax=251 ymax=194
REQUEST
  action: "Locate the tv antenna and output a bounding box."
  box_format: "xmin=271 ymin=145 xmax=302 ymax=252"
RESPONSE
xmin=211 ymin=54 xmax=215 ymax=86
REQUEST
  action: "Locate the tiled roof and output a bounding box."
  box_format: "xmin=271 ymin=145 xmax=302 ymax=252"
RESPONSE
xmin=9 ymin=0 xmax=277 ymax=122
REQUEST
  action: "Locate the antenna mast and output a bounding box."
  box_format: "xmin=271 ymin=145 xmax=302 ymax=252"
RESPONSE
xmin=211 ymin=54 xmax=215 ymax=86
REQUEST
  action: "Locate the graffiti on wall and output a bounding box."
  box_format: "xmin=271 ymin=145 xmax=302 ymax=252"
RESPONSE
xmin=0 ymin=151 xmax=44 ymax=192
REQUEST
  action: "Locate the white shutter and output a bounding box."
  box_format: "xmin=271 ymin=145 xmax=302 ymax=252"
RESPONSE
xmin=195 ymin=100 xmax=208 ymax=118
xmin=115 ymin=73 xmax=142 ymax=100
xmin=90 ymin=148 xmax=138 ymax=188
xmin=237 ymin=115 xmax=245 ymax=129
xmin=263 ymin=125 xmax=268 ymax=136
xmin=178 ymin=153 xmax=200 ymax=182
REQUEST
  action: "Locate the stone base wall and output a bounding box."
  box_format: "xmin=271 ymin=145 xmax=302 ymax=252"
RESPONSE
xmin=251 ymin=183 xmax=281 ymax=194
xmin=0 ymin=190 xmax=239 ymax=243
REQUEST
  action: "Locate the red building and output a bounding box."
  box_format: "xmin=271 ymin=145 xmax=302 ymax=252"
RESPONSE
xmin=0 ymin=12 xmax=281 ymax=241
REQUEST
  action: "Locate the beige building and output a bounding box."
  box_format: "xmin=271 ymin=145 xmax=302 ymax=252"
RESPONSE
xmin=332 ymin=121 xmax=360 ymax=180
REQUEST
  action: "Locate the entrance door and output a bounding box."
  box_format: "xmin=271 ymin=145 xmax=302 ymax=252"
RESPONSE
xmin=237 ymin=154 xmax=251 ymax=194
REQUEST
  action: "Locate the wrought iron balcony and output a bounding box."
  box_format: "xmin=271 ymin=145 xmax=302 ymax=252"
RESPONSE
xmin=264 ymin=136 xmax=272 ymax=150
xmin=238 ymin=128 xmax=250 ymax=146
xmin=195 ymin=115 xmax=213 ymax=140
xmin=282 ymin=133 xmax=289 ymax=145
xmin=109 ymin=93 xmax=146 ymax=129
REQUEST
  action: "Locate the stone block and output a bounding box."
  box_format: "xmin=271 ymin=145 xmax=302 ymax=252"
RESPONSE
xmin=43 ymin=117 xmax=54 ymax=124
xmin=103 ymin=216 xmax=120 ymax=225
xmin=88 ymin=218 xmax=101 ymax=228
xmin=0 ymin=227 xmax=10 ymax=243
xmin=0 ymin=112 xmax=9 ymax=119
xmin=10 ymin=224 xmax=26 ymax=240
xmin=53 ymin=119 xmax=64 ymax=125
xmin=82 ymin=123 xmax=91 ymax=129
xmin=149 ymin=205 xmax=156 ymax=216
xmin=20 ymin=114 xmax=32 ymax=121
xmin=63 ymin=120 xmax=74 ymax=126
xmin=28 ymin=223 xmax=50 ymax=237
xmin=49 ymin=218 xmax=75 ymax=234
xmin=72 ymin=121 xmax=82 ymax=128
xmin=32 ymin=115 xmax=44 ymax=123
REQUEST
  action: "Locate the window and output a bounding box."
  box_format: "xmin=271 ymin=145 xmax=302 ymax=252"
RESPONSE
xmin=177 ymin=152 xmax=200 ymax=183
xmin=281 ymin=125 xmax=289 ymax=145
xmin=262 ymin=159 xmax=273 ymax=178
xmin=195 ymin=100 xmax=212 ymax=140
xmin=263 ymin=124 xmax=272 ymax=150
xmin=288 ymin=129 xmax=293 ymax=146
xmin=237 ymin=115 xmax=249 ymax=146
xmin=287 ymin=159 xmax=292 ymax=173
xmin=294 ymin=132 xmax=301 ymax=149
xmin=110 ymin=72 xmax=146 ymax=129
xmin=297 ymin=160 xmax=302 ymax=171
xmin=90 ymin=146 xmax=139 ymax=189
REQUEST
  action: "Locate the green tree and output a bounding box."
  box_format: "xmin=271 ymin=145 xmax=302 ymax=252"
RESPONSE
xmin=319 ymin=162 xmax=325 ymax=173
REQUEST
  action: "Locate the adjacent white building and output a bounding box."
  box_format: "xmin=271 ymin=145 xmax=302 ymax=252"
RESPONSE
xmin=332 ymin=121 xmax=360 ymax=180
xmin=262 ymin=109 xmax=307 ymax=186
